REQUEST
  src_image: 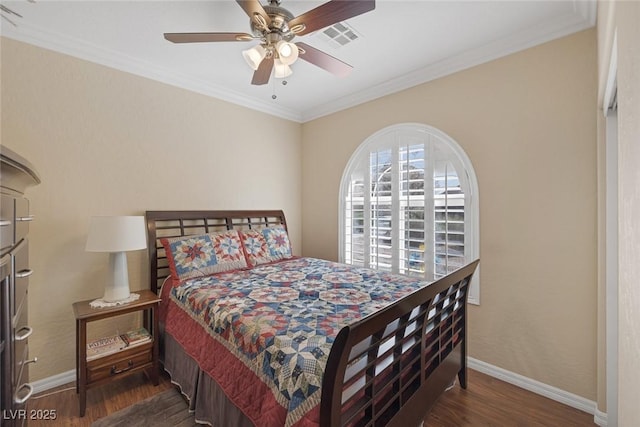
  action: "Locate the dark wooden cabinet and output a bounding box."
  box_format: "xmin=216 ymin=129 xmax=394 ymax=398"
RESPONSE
xmin=0 ymin=147 xmax=40 ymax=426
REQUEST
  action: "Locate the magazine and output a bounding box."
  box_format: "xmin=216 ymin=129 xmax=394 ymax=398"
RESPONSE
xmin=120 ymin=328 xmax=152 ymax=347
xmin=86 ymin=335 xmax=127 ymax=361
xmin=86 ymin=328 xmax=152 ymax=361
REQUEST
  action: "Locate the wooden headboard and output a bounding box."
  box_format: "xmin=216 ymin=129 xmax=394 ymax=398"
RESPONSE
xmin=145 ymin=210 xmax=287 ymax=293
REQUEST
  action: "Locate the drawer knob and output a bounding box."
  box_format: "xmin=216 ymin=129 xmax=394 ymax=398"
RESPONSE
xmin=16 ymin=269 xmax=33 ymax=278
xmin=15 ymin=326 xmax=33 ymax=341
xmin=0 ymin=220 xmax=11 ymax=227
xmin=110 ymin=360 xmax=134 ymax=376
xmin=13 ymin=383 xmax=34 ymax=404
xmin=16 ymin=215 xmax=34 ymax=222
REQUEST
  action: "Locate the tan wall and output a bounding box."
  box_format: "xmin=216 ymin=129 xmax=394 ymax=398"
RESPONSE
xmin=302 ymin=29 xmax=598 ymax=399
xmin=0 ymin=38 xmax=302 ymax=380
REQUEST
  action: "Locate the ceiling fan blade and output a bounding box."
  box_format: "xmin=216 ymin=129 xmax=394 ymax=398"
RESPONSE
xmin=288 ymin=0 xmax=375 ymax=36
xmin=252 ymin=57 xmax=274 ymax=85
xmin=236 ymin=0 xmax=271 ymax=27
xmin=164 ymin=32 xmax=253 ymax=43
xmin=296 ymin=42 xmax=352 ymax=78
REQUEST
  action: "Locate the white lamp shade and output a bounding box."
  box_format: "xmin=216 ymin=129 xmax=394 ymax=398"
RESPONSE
xmin=276 ymin=41 xmax=298 ymax=65
xmin=274 ymin=59 xmax=292 ymax=78
xmin=242 ymin=45 xmax=267 ymax=71
xmin=86 ymin=216 xmax=147 ymax=253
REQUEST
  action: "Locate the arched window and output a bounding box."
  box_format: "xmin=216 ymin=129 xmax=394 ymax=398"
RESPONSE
xmin=339 ymin=123 xmax=480 ymax=304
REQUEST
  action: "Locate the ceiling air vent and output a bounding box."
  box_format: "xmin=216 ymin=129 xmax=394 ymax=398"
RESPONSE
xmin=320 ymin=22 xmax=360 ymax=47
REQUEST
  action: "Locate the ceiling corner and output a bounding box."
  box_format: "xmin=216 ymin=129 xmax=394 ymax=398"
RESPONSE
xmin=574 ymin=0 xmax=598 ymax=26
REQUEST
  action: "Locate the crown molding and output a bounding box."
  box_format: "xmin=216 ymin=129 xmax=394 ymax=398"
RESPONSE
xmin=1 ymin=21 xmax=304 ymax=123
xmin=301 ymin=0 xmax=597 ymax=122
xmin=1 ymin=1 xmax=595 ymax=124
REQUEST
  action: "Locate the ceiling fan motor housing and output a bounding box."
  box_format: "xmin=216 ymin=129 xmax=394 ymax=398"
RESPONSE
xmin=251 ymin=4 xmax=295 ymax=41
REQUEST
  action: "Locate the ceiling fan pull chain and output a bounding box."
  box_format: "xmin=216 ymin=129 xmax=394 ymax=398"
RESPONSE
xmin=272 ymin=76 xmax=277 ymax=100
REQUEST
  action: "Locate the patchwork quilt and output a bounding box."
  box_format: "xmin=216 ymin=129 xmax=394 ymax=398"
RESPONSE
xmin=164 ymin=257 xmax=428 ymax=427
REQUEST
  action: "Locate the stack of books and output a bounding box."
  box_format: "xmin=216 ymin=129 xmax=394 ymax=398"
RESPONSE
xmin=87 ymin=328 xmax=152 ymax=361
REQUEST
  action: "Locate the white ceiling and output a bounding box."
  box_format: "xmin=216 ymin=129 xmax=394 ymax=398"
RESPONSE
xmin=1 ymin=0 xmax=595 ymax=122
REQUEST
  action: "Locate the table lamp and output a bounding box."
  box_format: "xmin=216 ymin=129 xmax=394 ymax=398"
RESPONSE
xmin=85 ymin=216 xmax=147 ymax=302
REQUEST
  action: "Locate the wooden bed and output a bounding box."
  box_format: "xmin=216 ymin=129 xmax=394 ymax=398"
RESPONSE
xmin=146 ymin=210 xmax=479 ymax=427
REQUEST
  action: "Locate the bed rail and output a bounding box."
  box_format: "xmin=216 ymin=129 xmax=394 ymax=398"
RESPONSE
xmin=320 ymin=259 xmax=479 ymax=427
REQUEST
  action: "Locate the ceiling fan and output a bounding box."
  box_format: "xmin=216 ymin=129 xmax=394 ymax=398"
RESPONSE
xmin=164 ymin=0 xmax=375 ymax=85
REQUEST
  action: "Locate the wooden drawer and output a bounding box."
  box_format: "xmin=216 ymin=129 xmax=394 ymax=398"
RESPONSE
xmin=86 ymin=343 xmax=153 ymax=385
xmin=12 ymin=343 xmax=31 ymax=427
xmin=0 ymin=194 xmax=14 ymax=252
xmin=14 ymin=343 xmax=29 ymax=391
xmin=12 ymin=310 xmax=29 ymax=386
xmin=11 ymin=240 xmax=29 ymax=322
xmin=14 ymin=198 xmax=30 ymax=243
xmin=0 ymin=259 xmax=10 ymax=415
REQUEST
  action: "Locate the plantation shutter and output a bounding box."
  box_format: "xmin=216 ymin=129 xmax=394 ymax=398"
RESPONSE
xmin=343 ymin=128 xmax=468 ymax=282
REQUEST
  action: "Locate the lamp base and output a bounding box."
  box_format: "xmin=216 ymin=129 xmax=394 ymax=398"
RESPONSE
xmin=103 ymin=252 xmax=131 ymax=302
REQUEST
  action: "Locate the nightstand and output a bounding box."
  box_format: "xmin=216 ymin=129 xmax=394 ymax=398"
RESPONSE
xmin=72 ymin=289 xmax=160 ymax=417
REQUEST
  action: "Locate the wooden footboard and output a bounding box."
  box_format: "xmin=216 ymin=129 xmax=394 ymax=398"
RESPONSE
xmin=320 ymin=259 xmax=479 ymax=427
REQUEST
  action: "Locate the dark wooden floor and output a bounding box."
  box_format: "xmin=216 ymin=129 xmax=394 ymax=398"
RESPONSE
xmin=26 ymin=368 xmax=594 ymax=426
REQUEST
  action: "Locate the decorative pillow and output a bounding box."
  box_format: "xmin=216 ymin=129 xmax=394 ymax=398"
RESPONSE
xmin=240 ymin=225 xmax=293 ymax=267
xmin=161 ymin=230 xmax=247 ymax=281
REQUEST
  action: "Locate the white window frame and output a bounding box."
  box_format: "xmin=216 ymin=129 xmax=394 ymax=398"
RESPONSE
xmin=339 ymin=123 xmax=480 ymax=304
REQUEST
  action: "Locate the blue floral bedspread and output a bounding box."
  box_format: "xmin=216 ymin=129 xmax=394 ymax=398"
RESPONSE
xmin=169 ymin=257 xmax=427 ymax=426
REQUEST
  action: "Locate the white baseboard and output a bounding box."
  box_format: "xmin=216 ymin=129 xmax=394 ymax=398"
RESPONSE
xmin=467 ymin=357 xmax=605 ymax=425
xmin=31 ymin=359 xmax=607 ymax=426
xmin=31 ymin=369 xmax=75 ymax=394
xmin=594 ymin=408 xmax=608 ymax=426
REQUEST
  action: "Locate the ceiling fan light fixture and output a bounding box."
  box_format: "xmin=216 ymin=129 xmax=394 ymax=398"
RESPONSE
xmin=276 ymin=40 xmax=298 ymax=65
xmin=274 ymin=59 xmax=293 ymax=78
xmin=242 ymin=44 xmax=267 ymax=71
